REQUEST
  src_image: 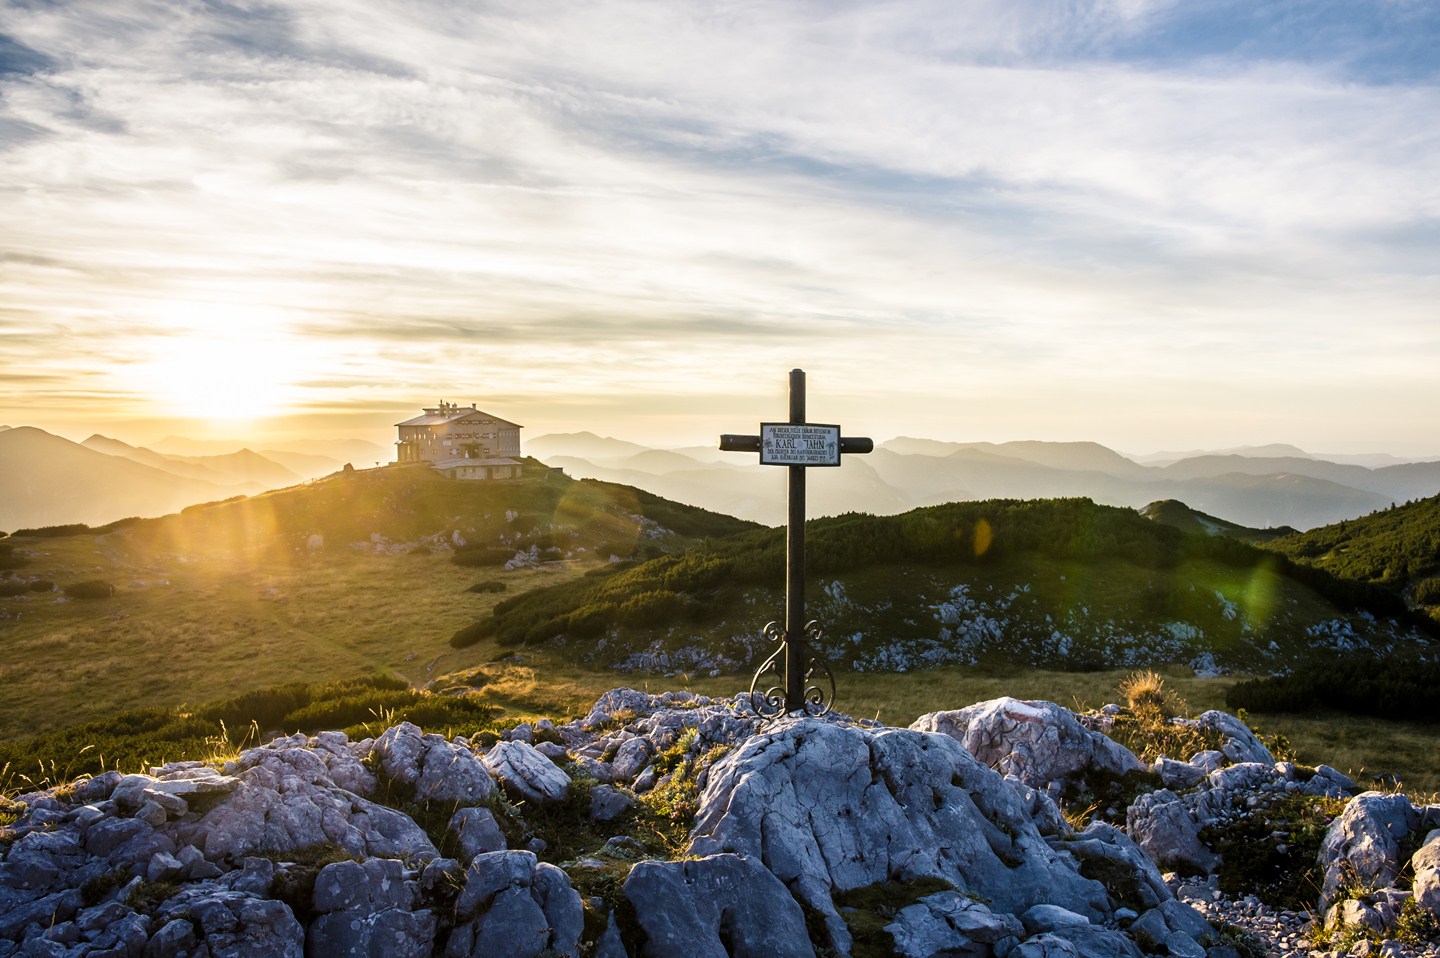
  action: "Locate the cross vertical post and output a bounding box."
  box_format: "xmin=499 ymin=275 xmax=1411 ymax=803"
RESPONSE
xmin=785 ymin=368 xmax=807 ymax=711
xmin=719 ymin=368 xmax=872 ymax=716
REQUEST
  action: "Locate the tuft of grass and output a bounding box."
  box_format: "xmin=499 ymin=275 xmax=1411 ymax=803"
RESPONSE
xmin=125 ymin=879 xmax=181 ymax=914
xmin=1118 ymin=669 xmax=1182 ymax=718
xmin=1106 ymin=671 xmax=1221 ymax=765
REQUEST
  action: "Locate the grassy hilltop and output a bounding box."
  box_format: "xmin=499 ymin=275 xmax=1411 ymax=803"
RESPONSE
xmin=0 ymin=463 xmax=754 ymax=741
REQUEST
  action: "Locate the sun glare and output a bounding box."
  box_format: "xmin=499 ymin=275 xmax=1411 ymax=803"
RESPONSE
xmin=128 ymin=304 xmax=311 ymax=423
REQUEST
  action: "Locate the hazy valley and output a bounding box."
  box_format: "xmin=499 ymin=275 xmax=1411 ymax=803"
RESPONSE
xmin=6 ymin=424 xmax=1440 ymax=537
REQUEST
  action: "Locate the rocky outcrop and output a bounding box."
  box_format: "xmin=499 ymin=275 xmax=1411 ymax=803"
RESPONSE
xmin=3 ymin=688 xmax=1439 ymax=958
xmin=482 ymin=741 xmax=571 ymax=804
xmin=374 ymin=721 xmax=497 ymax=804
xmin=913 ymin=697 xmax=1146 ymax=794
xmin=309 ymin=857 xmax=436 ymax=957
xmin=687 ymin=718 xmax=1126 ymax=954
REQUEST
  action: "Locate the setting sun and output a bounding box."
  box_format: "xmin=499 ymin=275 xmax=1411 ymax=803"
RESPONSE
xmin=125 ymin=304 xmax=311 ymax=422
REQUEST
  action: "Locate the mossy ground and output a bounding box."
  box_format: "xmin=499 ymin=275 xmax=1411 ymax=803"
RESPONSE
xmin=1200 ymin=792 xmax=1348 ymax=909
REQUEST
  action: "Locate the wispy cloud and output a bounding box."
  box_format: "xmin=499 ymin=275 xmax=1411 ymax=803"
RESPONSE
xmin=0 ymin=0 xmax=1436 ymax=449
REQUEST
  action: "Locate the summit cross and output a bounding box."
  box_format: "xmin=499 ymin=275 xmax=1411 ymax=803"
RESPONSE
xmin=719 ymin=368 xmax=873 ymax=715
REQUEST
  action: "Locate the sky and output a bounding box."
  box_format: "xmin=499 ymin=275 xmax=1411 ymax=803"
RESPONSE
xmin=2 ymin=0 xmax=1438 ymax=457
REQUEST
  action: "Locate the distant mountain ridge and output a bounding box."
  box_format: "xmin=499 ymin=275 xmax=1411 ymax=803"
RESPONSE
xmin=6 ymin=421 xmax=1438 ymax=534
xmin=534 ymin=433 xmax=1440 ymax=531
xmin=0 ymin=427 xmax=233 ymax=530
xmin=0 ymin=428 xmax=336 ymax=531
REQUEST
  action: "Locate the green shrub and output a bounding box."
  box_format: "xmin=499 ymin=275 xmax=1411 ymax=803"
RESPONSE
xmin=63 ymin=580 xmax=114 ymax=599
xmin=28 ymin=580 xmax=55 ymax=593
xmin=1415 ymin=578 xmax=1440 ymax=606
xmin=451 ymin=546 xmax=518 ymax=568
xmin=0 ymin=542 xmax=24 ymax=571
xmin=614 ymin=590 xmax=684 ymax=627
xmin=1227 ymin=656 xmax=1440 ymax=721
xmin=280 ymin=689 xmax=419 ymax=731
xmin=0 ymin=580 xmax=29 ymax=597
xmin=465 ymin=580 xmax=507 ymax=594
xmin=450 ymin=618 xmax=497 ymax=649
xmin=9 ymin=523 xmax=92 ymax=538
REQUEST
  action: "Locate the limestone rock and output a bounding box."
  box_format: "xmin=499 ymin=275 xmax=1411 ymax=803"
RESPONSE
xmin=153 ymin=887 xmax=305 ymax=957
xmin=483 ymin=741 xmax=571 ymax=804
xmin=912 ymin=697 xmax=1145 ymax=793
xmin=1062 ymin=823 xmax=1173 ymax=914
xmin=1022 ymin=904 xmax=1094 ymax=934
xmin=446 ymin=850 xmax=583 ymax=958
xmin=1318 ymin=792 xmax=1421 ymax=908
xmin=588 ymin=784 xmax=636 ymax=823
xmin=1031 ymin=924 xmax=1144 ymax=958
xmin=174 ymin=737 xmax=438 ymax=863
xmin=1411 ymin=829 xmax=1440 ymax=917
xmin=372 ymin=721 xmax=496 ymax=804
xmin=623 ymin=854 xmax=815 ymax=958
xmin=309 ymin=858 xmax=436 ymax=958
xmin=449 ymin=806 xmax=508 ymax=861
xmin=688 ymin=718 xmax=1113 ymax=955
xmin=1126 ymin=790 xmax=1219 ymax=875
xmin=886 ymin=892 xmax=1024 ymax=958
xmin=1186 ymin=711 xmax=1273 ymax=766
xmin=610 ymin=737 xmax=654 ymax=782
xmin=1153 ymin=758 xmax=1206 ymax=792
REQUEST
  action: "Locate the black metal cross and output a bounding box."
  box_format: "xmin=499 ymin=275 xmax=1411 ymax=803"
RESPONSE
xmin=720 ymin=368 xmax=872 ymax=715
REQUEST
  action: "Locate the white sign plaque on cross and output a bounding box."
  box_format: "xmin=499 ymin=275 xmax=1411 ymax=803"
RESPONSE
xmin=759 ymin=422 xmax=841 ymax=467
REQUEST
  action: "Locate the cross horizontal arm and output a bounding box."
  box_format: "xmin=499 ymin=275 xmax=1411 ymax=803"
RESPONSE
xmin=718 ymin=434 xmax=873 ymax=455
xmin=719 ymin=434 xmax=761 ymax=453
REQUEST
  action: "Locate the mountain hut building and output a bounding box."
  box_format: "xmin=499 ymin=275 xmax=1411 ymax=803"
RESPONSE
xmin=394 ymin=401 xmax=522 ymax=479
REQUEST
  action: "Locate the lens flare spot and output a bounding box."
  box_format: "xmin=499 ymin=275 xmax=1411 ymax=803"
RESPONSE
xmin=973 ymin=518 xmax=993 ymax=557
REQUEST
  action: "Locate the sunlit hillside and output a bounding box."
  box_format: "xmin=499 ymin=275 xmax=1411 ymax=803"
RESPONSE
xmin=1262 ymin=493 xmax=1440 ymax=624
xmin=0 ymin=463 xmax=756 ymax=740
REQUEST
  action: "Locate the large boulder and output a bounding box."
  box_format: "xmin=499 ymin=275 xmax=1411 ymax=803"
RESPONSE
xmin=446 ymin=850 xmax=584 ymax=958
xmin=151 ymin=886 xmax=306 ymax=957
xmin=913 ymin=697 xmax=1145 ymax=793
xmin=308 ymin=858 xmax=436 ymax=958
xmin=1126 ymin=790 xmax=1219 ymax=875
xmin=1317 ymin=792 xmax=1421 ymax=908
xmin=372 ymin=722 xmax=496 ymax=804
xmin=172 ymin=736 xmax=438 ymax=863
xmin=688 ymin=718 xmax=1116 ymax=955
xmin=1412 ymin=829 xmax=1440 ymax=917
xmin=622 ymin=854 xmax=816 ymax=958
xmin=482 ymin=741 xmax=571 ymax=804
xmin=1184 ymin=711 xmax=1273 ymax=766
xmin=886 ymin=892 xmax=1025 ymax=958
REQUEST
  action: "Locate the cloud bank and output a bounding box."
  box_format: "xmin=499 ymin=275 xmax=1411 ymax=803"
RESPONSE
xmin=1 ymin=0 xmax=1436 ymax=450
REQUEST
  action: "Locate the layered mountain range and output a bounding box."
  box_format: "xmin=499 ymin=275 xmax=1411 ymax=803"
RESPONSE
xmin=3 ymin=423 xmax=1437 ymax=534
xmin=530 ymin=432 xmax=1440 ymax=531
xmin=0 ymin=427 xmax=388 ymax=531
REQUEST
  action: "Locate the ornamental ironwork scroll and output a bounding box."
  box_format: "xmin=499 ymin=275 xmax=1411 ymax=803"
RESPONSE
xmin=749 ymin=620 xmax=837 ymax=718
